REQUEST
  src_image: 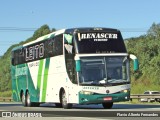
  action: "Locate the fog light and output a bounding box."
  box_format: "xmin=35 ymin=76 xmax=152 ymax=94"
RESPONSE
xmin=121 ymin=89 xmax=129 ymax=93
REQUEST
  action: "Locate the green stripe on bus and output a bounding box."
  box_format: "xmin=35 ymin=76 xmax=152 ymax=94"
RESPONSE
xmin=41 ymin=58 xmax=50 ymax=102
xmin=37 ymin=60 xmax=44 ymax=91
xmin=15 ymin=66 xmax=20 ymax=101
xmin=37 ymin=60 xmax=44 ymax=102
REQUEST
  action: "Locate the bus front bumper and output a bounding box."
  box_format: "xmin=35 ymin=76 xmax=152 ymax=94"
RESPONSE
xmin=78 ymin=91 xmax=130 ymax=104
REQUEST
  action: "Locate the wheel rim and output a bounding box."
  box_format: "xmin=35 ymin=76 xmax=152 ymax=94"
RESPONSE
xmin=26 ymin=93 xmax=31 ymax=106
xmin=22 ymin=93 xmax=25 ymax=105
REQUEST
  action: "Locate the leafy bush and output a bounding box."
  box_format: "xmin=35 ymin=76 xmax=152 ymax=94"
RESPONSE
xmin=0 ymin=25 xmax=54 ymax=96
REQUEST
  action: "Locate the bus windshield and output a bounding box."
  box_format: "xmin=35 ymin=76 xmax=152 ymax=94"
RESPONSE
xmin=79 ymin=56 xmax=129 ymax=85
xmin=75 ymin=32 xmax=127 ymax=53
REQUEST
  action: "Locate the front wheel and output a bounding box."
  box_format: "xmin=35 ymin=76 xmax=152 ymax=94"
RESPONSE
xmin=102 ymin=102 xmax=113 ymax=109
xmin=55 ymin=103 xmax=62 ymax=108
xmin=61 ymin=90 xmax=72 ymax=109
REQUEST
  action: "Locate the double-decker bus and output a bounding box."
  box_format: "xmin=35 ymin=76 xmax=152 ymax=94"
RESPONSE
xmin=11 ymin=27 xmax=138 ymax=109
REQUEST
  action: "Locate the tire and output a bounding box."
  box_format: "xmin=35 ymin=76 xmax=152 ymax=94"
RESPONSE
xmin=21 ymin=92 xmax=26 ymax=106
xmin=25 ymin=92 xmax=40 ymax=107
xmin=25 ymin=92 xmax=31 ymax=107
xmin=102 ymin=102 xmax=113 ymax=109
xmin=55 ymin=103 xmax=62 ymax=108
xmin=30 ymin=102 xmax=40 ymax=107
xmin=61 ymin=90 xmax=72 ymax=109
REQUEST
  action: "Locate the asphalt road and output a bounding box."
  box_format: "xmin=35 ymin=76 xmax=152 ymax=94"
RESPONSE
xmin=0 ymin=102 xmax=160 ymax=119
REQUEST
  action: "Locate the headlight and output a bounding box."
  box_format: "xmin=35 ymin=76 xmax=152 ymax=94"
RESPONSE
xmin=121 ymin=89 xmax=129 ymax=93
xmin=80 ymin=91 xmax=94 ymax=95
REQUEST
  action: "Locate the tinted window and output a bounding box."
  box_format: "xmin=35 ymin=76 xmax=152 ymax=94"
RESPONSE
xmin=53 ymin=34 xmax=63 ymax=56
xmin=75 ymin=32 xmax=127 ymax=53
xmin=45 ymin=34 xmax=63 ymax=57
xmin=11 ymin=34 xmax=64 ymax=66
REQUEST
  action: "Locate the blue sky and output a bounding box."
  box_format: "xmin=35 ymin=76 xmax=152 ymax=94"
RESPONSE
xmin=0 ymin=0 xmax=160 ymax=55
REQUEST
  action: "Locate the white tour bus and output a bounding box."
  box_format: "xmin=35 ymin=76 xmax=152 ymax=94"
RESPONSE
xmin=11 ymin=27 xmax=138 ymax=109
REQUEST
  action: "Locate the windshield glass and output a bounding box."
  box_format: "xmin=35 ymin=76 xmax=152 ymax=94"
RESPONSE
xmin=79 ymin=56 xmax=129 ymax=85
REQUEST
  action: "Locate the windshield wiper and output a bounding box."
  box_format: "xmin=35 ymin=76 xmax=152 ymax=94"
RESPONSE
xmin=81 ymin=80 xmax=98 ymax=85
xmin=99 ymin=79 xmax=107 ymax=84
xmin=108 ymin=79 xmax=127 ymax=83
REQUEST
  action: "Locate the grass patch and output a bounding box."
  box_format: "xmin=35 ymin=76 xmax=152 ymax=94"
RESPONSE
xmin=0 ymin=91 xmax=12 ymax=97
xmin=131 ymin=81 xmax=160 ymax=94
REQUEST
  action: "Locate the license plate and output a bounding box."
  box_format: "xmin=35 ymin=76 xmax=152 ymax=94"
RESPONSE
xmin=103 ymin=97 xmax=112 ymax=101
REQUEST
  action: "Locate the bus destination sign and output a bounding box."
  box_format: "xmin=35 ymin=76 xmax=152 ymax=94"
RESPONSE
xmin=78 ymin=33 xmax=118 ymax=42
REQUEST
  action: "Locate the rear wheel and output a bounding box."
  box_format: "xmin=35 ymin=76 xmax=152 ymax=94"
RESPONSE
xmin=30 ymin=102 xmax=40 ymax=107
xmin=21 ymin=92 xmax=26 ymax=106
xmin=102 ymin=102 xmax=113 ymax=109
xmin=25 ymin=92 xmax=31 ymax=107
xmin=61 ymin=90 xmax=72 ymax=109
xmin=25 ymin=92 xmax=40 ymax=107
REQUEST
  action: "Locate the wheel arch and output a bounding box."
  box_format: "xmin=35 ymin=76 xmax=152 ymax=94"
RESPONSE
xmin=20 ymin=90 xmax=24 ymax=101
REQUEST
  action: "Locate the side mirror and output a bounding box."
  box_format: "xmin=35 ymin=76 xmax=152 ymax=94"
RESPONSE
xmin=75 ymin=60 xmax=81 ymax=72
xmin=75 ymin=56 xmax=81 ymax=72
xmin=129 ymin=54 xmax=139 ymax=71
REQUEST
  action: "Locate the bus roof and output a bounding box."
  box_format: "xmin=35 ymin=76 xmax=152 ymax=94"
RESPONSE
xmin=64 ymin=27 xmax=120 ymax=34
xmin=11 ymin=27 xmax=121 ymax=51
xmin=11 ymin=29 xmax=65 ymax=51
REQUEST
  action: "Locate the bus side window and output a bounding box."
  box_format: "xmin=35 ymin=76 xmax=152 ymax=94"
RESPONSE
xmin=18 ymin=48 xmax=24 ymax=64
xmin=66 ymin=57 xmax=77 ymax=84
xmin=11 ymin=58 xmax=15 ymax=65
xmin=53 ymin=34 xmax=63 ymax=56
xmin=45 ymin=39 xmax=54 ymax=57
xmin=11 ymin=52 xmax=15 ymax=66
xmin=14 ymin=50 xmax=19 ymax=65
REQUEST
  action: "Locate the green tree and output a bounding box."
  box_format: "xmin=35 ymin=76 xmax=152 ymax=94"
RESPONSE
xmin=0 ymin=24 xmax=56 ymax=96
xmin=148 ymin=23 xmax=160 ymax=39
xmin=126 ymin=22 xmax=160 ymax=93
xmin=32 ymin=24 xmax=51 ymax=40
